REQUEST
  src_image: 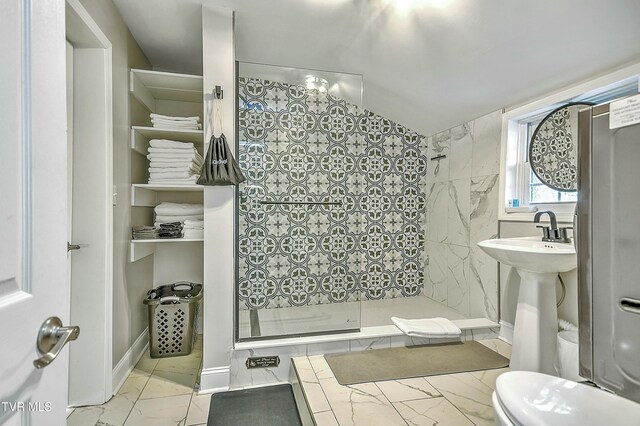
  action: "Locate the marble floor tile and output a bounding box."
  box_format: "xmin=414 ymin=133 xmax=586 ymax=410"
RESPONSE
xmin=470 ymin=367 xmax=510 ymax=390
xmin=426 ymin=372 xmax=495 ymax=426
xmin=308 ymin=355 xmax=335 ymax=380
xmin=394 ymin=397 xmax=474 ymax=426
xmin=293 ymin=357 xmax=332 ymax=413
xmin=477 ymin=338 xmax=512 ymax=359
xmin=139 ymin=371 xmax=196 ymax=400
xmin=349 ymin=336 xmax=392 ymax=351
xmin=124 ymin=394 xmax=191 ymax=426
xmin=313 ymin=410 xmax=340 ymax=426
xmin=155 ymin=354 xmax=202 ymax=375
xmin=67 ymin=375 xmax=149 ymax=426
xmin=293 ymin=356 xmax=319 ymax=383
xmin=67 ymin=395 xmax=134 ymax=426
xmin=319 ymin=377 xmax=407 ymax=426
xmin=118 ymin=375 xmax=151 ymax=400
xmin=185 ymin=392 xmax=211 ymax=425
xmin=131 ymin=352 xmax=160 ymax=377
xmin=375 ymin=377 xmax=441 ymax=402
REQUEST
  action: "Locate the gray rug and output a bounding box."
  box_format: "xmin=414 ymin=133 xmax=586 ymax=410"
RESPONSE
xmin=207 ymin=384 xmax=302 ymax=426
xmin=325 ymin=341 xmax=509 ymax=385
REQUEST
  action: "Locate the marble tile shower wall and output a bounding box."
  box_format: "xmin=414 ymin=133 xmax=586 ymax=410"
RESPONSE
xmin=423 ymin=110 xmax=502 ymax=322
xmin=237 ymin=77 xmax=428 ymax=310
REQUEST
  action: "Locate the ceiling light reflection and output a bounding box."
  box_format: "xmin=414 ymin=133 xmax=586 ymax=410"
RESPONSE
xmin=385 ymin=0 xmax=454 ymax=13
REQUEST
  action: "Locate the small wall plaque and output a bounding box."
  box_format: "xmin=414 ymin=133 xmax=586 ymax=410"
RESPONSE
xmin=246 ymin=356 xmax=280 ymax=369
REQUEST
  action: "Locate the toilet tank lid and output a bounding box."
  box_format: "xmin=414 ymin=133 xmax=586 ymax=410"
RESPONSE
xmin=496 ymin=371 xmax=640 ymax=426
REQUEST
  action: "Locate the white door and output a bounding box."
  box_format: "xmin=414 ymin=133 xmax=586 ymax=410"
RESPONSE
xmin=0 ymin=1 xmax=72 ymax=425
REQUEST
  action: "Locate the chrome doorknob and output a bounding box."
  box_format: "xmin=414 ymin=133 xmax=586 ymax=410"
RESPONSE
xmin=33 ymin=317 xmax=80 ymax=369
xmin=67 ymin=242 xmax=81 ymax=251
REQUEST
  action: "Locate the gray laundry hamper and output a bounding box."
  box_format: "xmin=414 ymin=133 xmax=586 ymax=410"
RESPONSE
xmin=144 ymin=282 xmax=203 ymax=358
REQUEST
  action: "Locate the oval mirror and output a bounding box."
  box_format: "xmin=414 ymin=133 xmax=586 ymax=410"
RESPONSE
xmin=529 ymin=102 xmax=593 ymax=192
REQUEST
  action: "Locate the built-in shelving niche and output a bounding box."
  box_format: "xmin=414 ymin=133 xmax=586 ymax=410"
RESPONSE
xmin=128 ymin=68 xmax=204 ymax=264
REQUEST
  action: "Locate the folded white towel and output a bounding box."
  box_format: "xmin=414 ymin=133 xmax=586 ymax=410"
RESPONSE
xmin=150 ymin=172 xmax=197 ymax=181
xmin=391 ymin=317 xmax=461 ymax=338
xmin=155 ymin=214 xmax=204 ymax=224
xmin=184 ymin=219 xmax=204 ymax=227
xmin=151 ymin=119 xmax=200 ymax=127
xmin=147 ymin=153 xmax=203 ymax=164
xmin=150 ymin=113 xmax=200 ymax=122
xmin=152 ymin=115 xmax=199 ymax=122
xmin=148 ymin=179 xmax=199 ymax=185
xmin=183 ymin=224 xmax=204 ymax=230
xmin=149 ymin=139 xmax=195 ymax=149
xmin=149 ymin=158 xmax=203 ymax=167
xmin=155 ymin=202 xmax=204 ymax=216
xmin=183 ymin=229 xmax=204 ymax=240
xmin=150 ymin=161 xmax=200 ymax=169
xmin=152 ymin=123 xmax=202 ymax=131
xmin=147 ymin=152 xmax=203 ymax=163
xmin=149 ymin=172 xmax=198 ymax=179
xmin=151 ymin=120 xmax=201 ymax=129
xmin=148 ymin=147 xmax=198 ymax=154
xmin=149 ymin=166 xmax=199 ymax=174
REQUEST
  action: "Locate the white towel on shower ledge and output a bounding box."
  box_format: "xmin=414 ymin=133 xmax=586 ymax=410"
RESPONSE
xmin=391 ymin=317 xmax=461 ymax=338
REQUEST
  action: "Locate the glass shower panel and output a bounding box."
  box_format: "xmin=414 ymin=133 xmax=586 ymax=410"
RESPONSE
xmin=236 ymin=62 xmax=364 ymax=340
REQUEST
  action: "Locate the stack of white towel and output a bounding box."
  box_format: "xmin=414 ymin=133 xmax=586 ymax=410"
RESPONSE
xmin=147 ymin=139 xmax=203 ymax=185
xmin=183 ymin=219 xmax=204 ymax=240
xmin=150 ymin=113 xmax=201 ymax=130
xmin=154 ymin=202 xmax=204 ymax=228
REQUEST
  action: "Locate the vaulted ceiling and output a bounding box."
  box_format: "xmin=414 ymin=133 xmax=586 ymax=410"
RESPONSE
xmin=113 ymin=0 xmax=640 ymax=135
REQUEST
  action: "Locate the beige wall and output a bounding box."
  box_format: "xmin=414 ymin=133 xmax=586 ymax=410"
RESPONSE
xmin=78 ymin=0 xmax=153 ymax=368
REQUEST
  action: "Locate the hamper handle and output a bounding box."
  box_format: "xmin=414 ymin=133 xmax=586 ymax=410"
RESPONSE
xmin=172 ymin=282 xmax=193 ymax=291
xmin=159 ymin=296 xmax=187 ymax=304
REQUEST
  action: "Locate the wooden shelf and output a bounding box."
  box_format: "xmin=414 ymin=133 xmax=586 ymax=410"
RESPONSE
xmin=129 ymin=238 xmax=204 ymax=262
xmin=132 ymin=184 xmax=203 ymax=192
xmin=131 ymin=184 xmax=203 ymax=207
xmin=130 ymin=69 xmax=203 ymax=111
xmin=131 ymin=126 xmax=204 ymax=155
xmin=132 ymin=238 xmax=204 ymax=244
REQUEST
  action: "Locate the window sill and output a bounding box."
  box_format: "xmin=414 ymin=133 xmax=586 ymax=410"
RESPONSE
xmin=499 ymin=203 xmax=575 ymax=223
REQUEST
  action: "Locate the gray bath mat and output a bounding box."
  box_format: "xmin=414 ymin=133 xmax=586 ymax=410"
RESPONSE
xmin=207 ymin=384 xmax=302 ymax=426
xmin=325 ymin=341 xmax=509 ymax=385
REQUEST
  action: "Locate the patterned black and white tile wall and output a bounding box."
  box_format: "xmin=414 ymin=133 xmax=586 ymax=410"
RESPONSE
xmin=237 ymin=77 xmax=428 ymax=310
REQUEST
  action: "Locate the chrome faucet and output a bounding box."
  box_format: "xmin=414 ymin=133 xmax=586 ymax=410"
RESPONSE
xmin=533 ymin=210 xmax=571 ymax=243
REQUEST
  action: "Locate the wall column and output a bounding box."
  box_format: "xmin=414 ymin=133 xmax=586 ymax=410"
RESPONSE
xmin=200 ymin=5 xmax=235 ymax=393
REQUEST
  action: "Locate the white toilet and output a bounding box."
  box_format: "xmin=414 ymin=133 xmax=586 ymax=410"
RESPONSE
xmin=492 ymin=371 xmax=640 ymax=425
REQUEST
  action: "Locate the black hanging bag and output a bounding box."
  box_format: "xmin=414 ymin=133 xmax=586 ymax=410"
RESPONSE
xmin=197 ymin=90 xmax=245 ymax=186
xmin=197 ymin=133 xmax=245 ymax=186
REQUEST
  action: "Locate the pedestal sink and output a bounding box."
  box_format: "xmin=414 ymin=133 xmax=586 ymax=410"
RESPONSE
xmin=478 ymin=236 xmax=576 ymax=375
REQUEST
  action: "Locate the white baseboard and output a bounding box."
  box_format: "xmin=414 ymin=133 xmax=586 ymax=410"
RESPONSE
xmin=499 ymin=320 xmax=514 ymax=344
xmin=199 ymin=366 xmax=230 ymax=394
xmin=112 ymin=329 xmax=149 ymax=395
